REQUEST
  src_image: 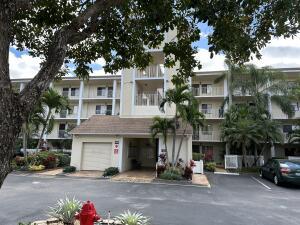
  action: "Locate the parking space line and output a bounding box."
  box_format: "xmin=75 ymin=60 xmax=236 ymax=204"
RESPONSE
xmin=251 ymin=176 xmax=272 ymax=190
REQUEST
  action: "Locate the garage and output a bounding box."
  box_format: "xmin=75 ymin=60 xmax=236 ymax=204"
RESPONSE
xmin=81 ymin=142 xmax=112 ymax=170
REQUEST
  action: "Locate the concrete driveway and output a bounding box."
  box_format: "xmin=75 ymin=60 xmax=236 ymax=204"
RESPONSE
xmin=0 ymin=173 xmax=299 ymax=225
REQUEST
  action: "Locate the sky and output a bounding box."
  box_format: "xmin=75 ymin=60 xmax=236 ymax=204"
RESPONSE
xmin=9 ymin=23 xmax=300 ymax=79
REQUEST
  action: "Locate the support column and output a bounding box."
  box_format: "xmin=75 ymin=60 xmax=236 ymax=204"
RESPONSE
xmin=19 ymin=82 xmax=25 ymax=92
xmin=131 ymin=68 xmax=136 ymax=114
xmin=271 ymin=144 xmax=275 ymax=158
xmin=77 ymin=81 xmax=84 ymax=126
xmin=112 ymin=79 xmax=117 ymax=115
xmin=118 ymin=137 xmax=124 ymax=172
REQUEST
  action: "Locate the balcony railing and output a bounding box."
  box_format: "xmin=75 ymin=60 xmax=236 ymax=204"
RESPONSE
xmin=193 ymin=131 xmax=221 ymax=141
xmin=136 ymin=64 xmax=164 ymax=78
xmin=58 ymin=130 xmax=71 ymax=138
xmin=272 ymin=110 xmax=300 ymax=119
xmin=200 ymin=108 xmax=224 ymax=119
xmin=95 ymin=110 xmax=112 ymax=115
xmin=135 ymin=92 xmax=162 ymax=106
xmin=192 ymin=87 xmax=224 ymax=96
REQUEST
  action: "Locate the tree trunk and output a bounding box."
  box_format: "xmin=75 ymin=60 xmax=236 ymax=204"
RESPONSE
xmin=175 ymin=123 xmax=187 ymax=164
xmin=36 ymin=110 xmax=51 ymax=149
xmin=0 ymin=94 xmax=23 ymax=189
xmin=228 ymin=65 xmax=233 ymax=107
xmin=163 ymin=135 xmax=169 ymax=167
xmin=22 ymin=127 xmax=28 ymax=159
xmin=171 ymin=111 xmax=178 ymax=167
xmin=242 ymin=144 xmax=246 ymax=167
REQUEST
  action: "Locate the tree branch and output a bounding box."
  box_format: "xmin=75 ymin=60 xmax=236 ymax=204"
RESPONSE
xmin=19 ymin=0 xmax=125 ymax=119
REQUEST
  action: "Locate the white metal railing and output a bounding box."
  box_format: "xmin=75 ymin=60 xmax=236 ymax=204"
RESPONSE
xmin=192 ymin=86 xmax=224 ymax=96
xmin=135 ymin=92 xmax=162 ymax=106
xmin=58 ymin=130 xmax=71 ymax=138
xmin=272 ymin=110 xmax=300 ymax=119
xmin=288 ymin=156 xmax=300 ymax=161
xmin=225 ymin=155 xmax=264 ymax=169
xmin=192 ymin=131 xmax=220 ymax=141
xmin=233 ymin=89 xmax=251 ymax=96
xmin=200 ymin=108 xmax=224 ymax=118
xmin=136 ymin=64 xmax=164 ymax=78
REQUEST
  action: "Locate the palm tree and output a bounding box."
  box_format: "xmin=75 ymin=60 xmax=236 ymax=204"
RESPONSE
xmin=159 ymin=82 xmax=194 ymax=166
xmin=36 ymin=88 xmax=70 ymax=149
xmin=288 ymin=128 xmax=300 ymax=143
xmin=150 ymin=117 xmax=175 ymax=164
xmin=175 ymin=99 xmax=204 ymax=163
xmin=221 ymin=119 xmax=262 ymax=167
xmin=21 ymin=101 xmax=45 ymax=158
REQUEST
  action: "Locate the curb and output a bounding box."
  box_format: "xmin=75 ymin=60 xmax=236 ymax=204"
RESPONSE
xmin=214 ymin=171 xmax=240 ymax=176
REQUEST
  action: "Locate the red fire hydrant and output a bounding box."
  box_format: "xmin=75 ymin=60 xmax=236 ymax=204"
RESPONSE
xmin=75 ymin=200 xmax=101 ymax=225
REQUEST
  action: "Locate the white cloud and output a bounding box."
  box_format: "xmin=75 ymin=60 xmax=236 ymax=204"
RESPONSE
xmin=9 ymin=52 xmax=42 ymax=79
xmin=195 ymin=35 xmax=300 ymax=71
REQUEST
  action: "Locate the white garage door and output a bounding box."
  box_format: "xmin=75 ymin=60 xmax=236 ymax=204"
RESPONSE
xmin=81 ymin=142 xmax=112 ymax=170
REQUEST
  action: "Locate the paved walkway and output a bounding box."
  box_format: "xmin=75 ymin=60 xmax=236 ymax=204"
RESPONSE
xmin=192 ymin=174 xmax=210 ymax=186
xmin=112 ymin=170 xmax=156 ymax=183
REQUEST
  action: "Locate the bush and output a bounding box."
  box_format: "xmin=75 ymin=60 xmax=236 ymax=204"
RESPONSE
xmin=159 ymin=168 xmax=182 ymax=180
xmin=55 ymin=153 xmax=71 ymax=167
xmin=192 ymin=152 xmax=204 ymax=161
xmin=103 ymin=167 xmax=119 ymax=177
xmin=15 ymin=156 xmax=26 ymax=166
xmin=48 ymin=197 xmax=82 ymax=225
xmin=115 ymin=210 xmax=150 ymax=225
xmin=204 ymin=162 xmax=216 ymax=172
xmin=183 ymin=160 xmax=196 ymax=180
xmin=31 ymin=151 xmax=58 ymax=169
xmin=28 ymin=165 xmax=45 ymax=171
xmin=63 ymin=166 xmax=76 ymax=173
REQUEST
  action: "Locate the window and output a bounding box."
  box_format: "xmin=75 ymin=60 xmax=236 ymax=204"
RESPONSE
xmin=62 ymin=88 xmax=69 ymax=97
xmin=95 ymin=105 xmax=106 ymax=114
xmin=201 ymin=104 xmax=212 ymax=114
xmin=292 ymin=102 xmax=299 ymax=111
xmin=192 ymin=84 xmax=200 ymax=96
xmin=107 ymin=87 xmax=113 ymax=98
xmin=106 ymin=105 xmax=112 ymax=115
xmin=97 ymin=87 xmax=106 ymax=96
xmin=201 ymin=84 xmax=212 ymax=94
xmin=70 ymin=88 xmax=79 ymax=97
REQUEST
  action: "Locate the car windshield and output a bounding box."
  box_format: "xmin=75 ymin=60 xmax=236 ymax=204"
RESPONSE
xmin=280 ymin=161 xmax=300 ymax=169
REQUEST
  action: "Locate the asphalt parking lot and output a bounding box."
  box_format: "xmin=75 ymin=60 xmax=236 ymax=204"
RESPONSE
xmin=0 ymin=172 xmax=299 ymax=225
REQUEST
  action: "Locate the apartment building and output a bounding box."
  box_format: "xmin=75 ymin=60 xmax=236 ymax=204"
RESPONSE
xmin=191 ymin=68 xmax=300 ymax=164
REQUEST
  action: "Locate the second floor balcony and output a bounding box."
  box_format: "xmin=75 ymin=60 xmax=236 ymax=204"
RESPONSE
xmin=192 ymin=86 xmax=224 ymax=97
xmin=58 ymin=130 xmax=71 ymax=138
xmin=193 ymin=130 xmax=221 ymax=141
xmin=200 ymin=108 xmax=224 ymax=119
xmin=135 ymin=92 xmax=163 ymax=106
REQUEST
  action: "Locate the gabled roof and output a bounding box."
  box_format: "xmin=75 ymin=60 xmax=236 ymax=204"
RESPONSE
xmin=71 ymin=115 xmax=192 ymax=135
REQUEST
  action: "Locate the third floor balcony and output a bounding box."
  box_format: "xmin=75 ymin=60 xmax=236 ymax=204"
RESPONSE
xmin=136 ymin=64 xmax=164 ymax=79
xmin=193 ymin=130 xmax=221 ymax=142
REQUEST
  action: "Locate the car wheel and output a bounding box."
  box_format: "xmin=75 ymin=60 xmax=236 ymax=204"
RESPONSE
xmin=273 ymin=175 xmax=280 ymax=186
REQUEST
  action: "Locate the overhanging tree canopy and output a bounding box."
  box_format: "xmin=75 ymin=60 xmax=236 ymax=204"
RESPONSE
xmin=0 ymin=0 xmax=299 ymax=188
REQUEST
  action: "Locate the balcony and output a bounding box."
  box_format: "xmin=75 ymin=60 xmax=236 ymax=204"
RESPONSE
xmin=135 ymin=92 xmax=163 ymax=106
xmin=58 ymin=130 xmax=71 ymax=138
xmin=57 ymin=110 xmax=77 ymax=119
xmin=95 ymin=110 xmax=112 ymax=115
xmin=200 ymin=108 xmax=224 ymax=119
xmin=272 ymin=110 xmax=300 ymax=119
xmin=136 ymin=64 xmax=164 ymax=79
xmin=192 ymin=87 xmax=224 ymax=97
xmin=193 ymin=131 xmax=221 ymax=141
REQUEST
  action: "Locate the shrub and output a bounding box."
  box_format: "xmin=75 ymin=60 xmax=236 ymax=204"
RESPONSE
xmin=103 ymin=167 xmax=119 ymax=177
xmin=55 ymin=153 xmax=71 ymax=167
xmin=159 ymin=168 xmax=182 ymax=180
xmin=204 ymin=162 xmax=216 ymax=172
xmin=11 ymin=159 xmax=19 ymax=171
xmin=48 ymin=197 xmax=82 ymax=225
xmin=192 ymin=152 xmax=204 ymax=161
xmin=183 ymin=160 xmax=196 ymax=180
xmin=63 ymin=166 xmax=76 ymax=173
xmin=15 ymin=156 xmax=26 ymax=166
xmin=28 ymin=165 xmax=45 ymax=171
xmin=115 ymin=210 xmax=150 ymax=225
xmin=32 ymin=151 xmax=58 ymax=169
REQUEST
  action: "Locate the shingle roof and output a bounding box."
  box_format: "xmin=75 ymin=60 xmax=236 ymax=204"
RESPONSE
xmin=71 ymin=115 xmax=192 ymax=135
